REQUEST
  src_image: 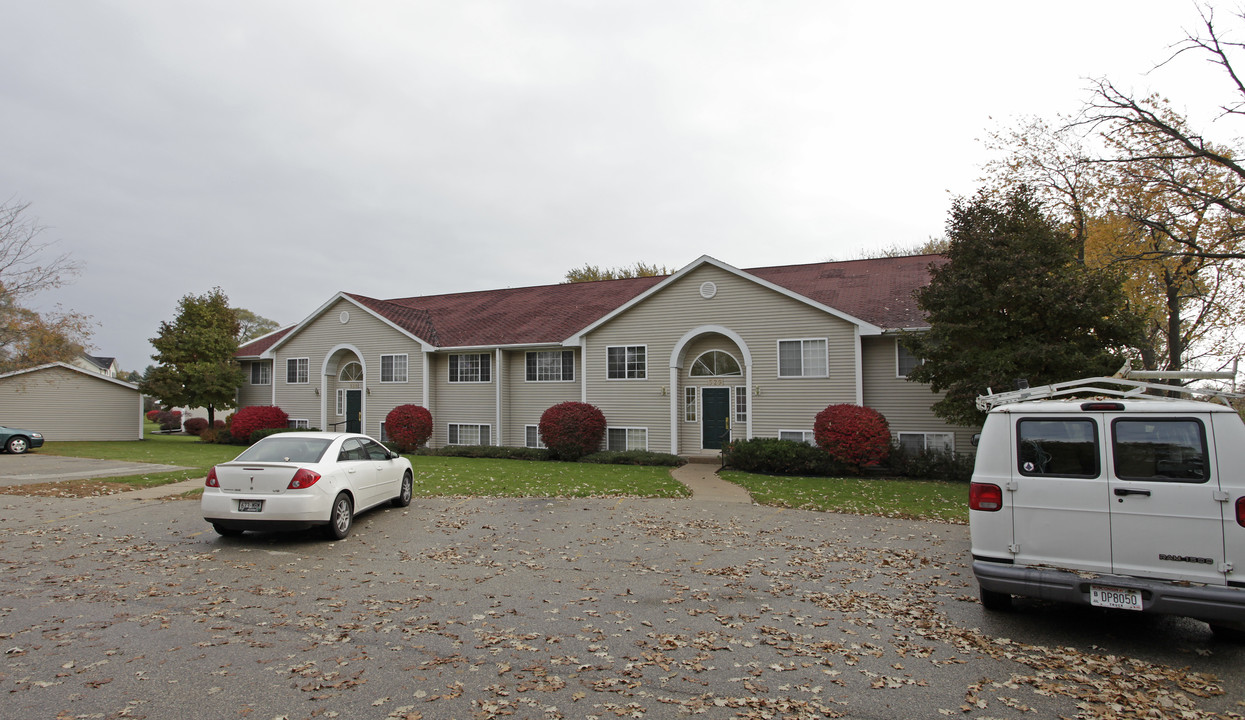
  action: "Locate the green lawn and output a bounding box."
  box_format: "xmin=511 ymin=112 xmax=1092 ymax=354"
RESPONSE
xmin=32 ymin=435 xmax=966 ymax=521
xmin=721 ymin=470 xmax=968 ymax=524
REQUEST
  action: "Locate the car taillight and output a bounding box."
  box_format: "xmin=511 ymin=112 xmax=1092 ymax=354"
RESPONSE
xmin=205 ymin=467 xmax=219 ymax=488
xmin=970 ymin=482 xmax=1003 ymax=512
xmin=287 ymin=468 xmax=322 ymax=489
xmin=1237 ymin=497 xmax=1245 ymax=528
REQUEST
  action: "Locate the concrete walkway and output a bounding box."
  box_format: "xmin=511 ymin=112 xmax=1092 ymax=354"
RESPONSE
xmin=670 ymin=461 xmax=752 ymax=503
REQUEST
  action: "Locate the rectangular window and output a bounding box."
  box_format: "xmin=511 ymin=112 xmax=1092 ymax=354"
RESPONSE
xmin=286 ymin=358 xmax=309 ymax=384
xmin=897 ymin=342 xmax=923 ymax=378
xmin=606 ymin=345 xmax=647 ymax=379
xmin=448 ymin=423 xmax=491 ymax=446
xmin=250 ymin=362 xmax=270 ymax=385
xmin=778 ymin=339 xmax=828 ymax=378
xmin=897 ymin=432 xmax=954 ymax=453
xmin=449 ymin=353 xmax=491 ymax=383
xmin=1017 ymin=418 xmax=1099 ymax=477
xmin=734 ymin=386 xmax=748 ymax=423
xmin=778 ymin=430 xmax=815 ymax=445
xmin=526 ymin=350 xmax=575 ymax=382
xmin=1112 ymin=418 xmax=1209 ymax=483
xmin=380 ymin=353 xmax=408 ymax=383
xmin=288 ymin=418 xmax=310 ymax=429
xmin=379 ymin=422 xmax=389 ymax=443
xmin=335 ymin=389 xmax=345 ymax=416
xmin=525 ymin=425 xmax=546 ymax=449
xmin=685 ymin=387 xmax=697 ymax=422
xmin=607 ymin=427 xmax=648 ymax=451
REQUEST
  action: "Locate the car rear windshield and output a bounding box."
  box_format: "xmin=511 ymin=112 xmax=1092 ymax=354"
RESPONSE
xmin=235 ymin=437 xmax=331 ymax=464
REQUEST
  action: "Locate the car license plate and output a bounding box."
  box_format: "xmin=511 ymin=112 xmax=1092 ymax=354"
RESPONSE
xmin=238 ymin=499 xmax=263 ymax=513
xmin=1090 ymin=585 xmax=1143 ymax=611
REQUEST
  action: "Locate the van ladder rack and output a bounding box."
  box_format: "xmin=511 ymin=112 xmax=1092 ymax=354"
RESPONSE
xmin=975 ymin=360 xmax=1242 ymax=411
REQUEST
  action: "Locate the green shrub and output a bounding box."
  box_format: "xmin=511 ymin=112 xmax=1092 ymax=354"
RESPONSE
xmin=723 ymin=437 xmax=848 ymax=476
xmin=886 ymin=444 xmax=975 ymax=482
xmin=414 ymin=444 xmax=550 ymax=461
xmin=579 ymin=450 xmax=687 ymax=466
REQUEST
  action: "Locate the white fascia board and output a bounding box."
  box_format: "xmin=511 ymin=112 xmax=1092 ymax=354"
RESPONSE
xmin=265 ymin=292 xmax=436 ymax=356
xmin=434 ymin=342 xmax=564 ymax=353
xmin=561 ymin=255 xmax=885 ymax=345
xmin=0 ymin=361 xmax=140 ymax=390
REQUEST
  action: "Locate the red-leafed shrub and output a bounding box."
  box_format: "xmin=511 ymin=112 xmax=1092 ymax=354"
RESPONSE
xmin=183 ymin=417 xmax=209 ymax=436
xmin=813 ymin=404 xmax=891 ymax=472
xmin=145 ymin=409 xmax=161 ymax=422
xmin=385 ymin=405 xmax=433 ymax=452
xmin=229 ymin=406 xmax=290 ymax=444
xmin=539 ymin=402 xmax=606 ymax=461
xmin=153 ymin=409 xmax=182 ymax=432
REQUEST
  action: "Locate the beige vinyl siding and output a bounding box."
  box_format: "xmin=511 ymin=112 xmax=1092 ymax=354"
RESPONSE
xmin=237 ymin=360 xmax=273 ymax=408
xmin=1 ymin=365 xmax=141 ymax=441
xmin=586 ymin=265 xmax=859 ymax=453
xmin=861 ymin=336 xmax=977 ymax=455
xmin=428 ymin=353 xmax=497 ymax=446
xmin=271 ymin=298 xmax=425 ymax=434
xmin=503 ymin=348 xmax=580 ymax=447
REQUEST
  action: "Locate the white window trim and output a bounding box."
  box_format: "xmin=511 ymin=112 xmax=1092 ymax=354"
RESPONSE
xmin=286 ymin=357 xmax=309 ymax=384
xmin=524 ymin=424 xmax=546 ymax=449
xmin=335 ymin=389 xmax=345 ymax=416
xmin=689 ymin=350 xmax=743 ymax=377
xmin=525 ymin=350 xmax=576 ymax=383
xmin=896 ymin=431 xmax=954 ymax=452
xmin=778 ymin=429 xmax=815 ymax=445
xmin=734 ymin=385 xmax=748 ymax=423
xmin=606 ymin=345 xmax=648 ymax=380
xmin=606 ymin=426 xmax=649 ymax=451
xmin=250 ymin=362 xmax=270 ymax=385
xmin=777 ymin=338 xmax=829 ymax=379
xmin=447 ymin=422 xmax=492 ymax=446
xmin=684 ymin=386 xmax=697 ymax=423
xmin=288 ymin=418 xmax=311 ymax=429
xmin=896 ymin=341 xmax=923 ymax=378
xmin=448 ymin=353 xmax=492 ymax=384
xmin=380 ymin=353 xmax=409 ymax=383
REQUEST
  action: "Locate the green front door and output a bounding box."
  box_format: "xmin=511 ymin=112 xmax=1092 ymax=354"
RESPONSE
xmin=346 ymin=390 xmax=362 ymax=433
xmin=702 ymin=387 xmax=731 ymax=450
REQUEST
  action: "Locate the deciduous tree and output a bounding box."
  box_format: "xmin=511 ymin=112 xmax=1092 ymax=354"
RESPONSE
xmin=563 ymin=262 xmax=670 ymax=283
xmin=141 ymin=287 xmax=246 ymax=427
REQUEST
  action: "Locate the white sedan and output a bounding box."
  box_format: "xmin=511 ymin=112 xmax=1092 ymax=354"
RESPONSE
xmin=202 ymin=432 xmax=413 ymax=539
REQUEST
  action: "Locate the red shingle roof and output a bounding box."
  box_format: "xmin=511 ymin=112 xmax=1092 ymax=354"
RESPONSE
xmin=257 ymin=255 xmax=941 ymax=354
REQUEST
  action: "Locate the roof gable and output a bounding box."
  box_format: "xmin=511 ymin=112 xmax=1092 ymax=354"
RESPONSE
xmin=0 ymin=362 xmax=140 ymax=390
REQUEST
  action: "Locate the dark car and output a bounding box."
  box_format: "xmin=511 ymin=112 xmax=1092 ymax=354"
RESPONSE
xmin=0 ymin=424 xmax=45 ymax=454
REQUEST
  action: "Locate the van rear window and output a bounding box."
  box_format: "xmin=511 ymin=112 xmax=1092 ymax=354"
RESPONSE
xmin=1112 ymin=418 xmax=1209 ymax=483
xmin=1017 ymin=419 xmax=1099 ymax=477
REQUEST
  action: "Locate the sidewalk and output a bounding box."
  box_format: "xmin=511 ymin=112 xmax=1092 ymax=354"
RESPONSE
xmin=670 ymin=462 xmax=752 ymax=503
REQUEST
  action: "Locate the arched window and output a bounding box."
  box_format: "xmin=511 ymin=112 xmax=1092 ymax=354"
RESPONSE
xmin=339 ymin=362 xmax=363 ymax=382
xmin=690 ymin=350 xmax=742 ymax=377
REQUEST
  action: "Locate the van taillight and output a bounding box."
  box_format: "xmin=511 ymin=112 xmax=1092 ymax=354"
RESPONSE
xmin=970 ymin=482 xmax=1003 ymax=512
xmin=1237 ymin=497 xmax=1245 ymax=527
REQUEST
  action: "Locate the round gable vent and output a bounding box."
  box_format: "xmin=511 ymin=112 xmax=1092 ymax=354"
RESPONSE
xmin=699 ymin=281 xmax=717 ymax=299
xmin=339 ymin=311 xmax=350 ymax=324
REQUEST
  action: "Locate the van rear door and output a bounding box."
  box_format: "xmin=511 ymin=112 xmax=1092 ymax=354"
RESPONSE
xmin=1009 ymin=415 xmax=1113 ymax=573
xmin=1107 ymin=414 xmax=1227 ymax=585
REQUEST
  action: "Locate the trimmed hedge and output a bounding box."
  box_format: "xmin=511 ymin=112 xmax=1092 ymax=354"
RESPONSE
xmin=722 ymin=437 xmax=848 ymax=476
xmin=413 ymin=445 xmax=551 ymax=461
xmin=385 ymin=404 xmax=433 ymax=452
xmin=538 ymin=402 xmax=607 ymax=460
xmin=579 ymin=450 xmax=686 ymax=467
xmin=229 ymin=406 xmax=290 ymax=444
xmin=886 ymin=444 xmax=975 ymax=483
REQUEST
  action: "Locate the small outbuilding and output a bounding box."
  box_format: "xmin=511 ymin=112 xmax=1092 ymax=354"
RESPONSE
xmin=0 ymin=362 xmax=144 ymax=442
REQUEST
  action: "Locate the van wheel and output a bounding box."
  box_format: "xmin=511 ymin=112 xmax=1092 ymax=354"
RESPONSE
xmin=1210 ymin=622 xmax=1245 ymax=643
xmin=979 ymin=588 xmax=1012 ymax=611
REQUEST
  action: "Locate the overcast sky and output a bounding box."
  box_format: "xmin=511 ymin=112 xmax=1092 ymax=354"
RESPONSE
xmin=0 ymin=1 xmax=1233 ymax=372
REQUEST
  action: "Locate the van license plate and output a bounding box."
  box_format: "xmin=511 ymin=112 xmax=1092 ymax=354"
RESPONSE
xmin=1090 ymin=585 xmax=1142 ymax=611
xmin=238 ymin=500 xmax=263 ymax=513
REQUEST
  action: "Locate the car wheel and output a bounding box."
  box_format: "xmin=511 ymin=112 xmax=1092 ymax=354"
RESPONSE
xmin=392 ymin=471 xmax=413 ymax=508
xmin=325 ymin=493 xmax=353 ymax=539
xmin=6 ymin=436 xmax=28 ymax=454
xmin=212 ymin=523 xmax=243 ymax=537
xmin=979 ymin=587 xmax=1012 ymax=611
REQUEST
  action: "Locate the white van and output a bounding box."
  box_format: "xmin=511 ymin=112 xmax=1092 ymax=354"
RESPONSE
xmin=969 ymin=373 xmax=1245 ymax=639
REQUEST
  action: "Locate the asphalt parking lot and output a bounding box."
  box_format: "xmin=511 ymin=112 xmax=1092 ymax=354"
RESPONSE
xmin=0 ymin=478 xmax=1242 ymax=719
